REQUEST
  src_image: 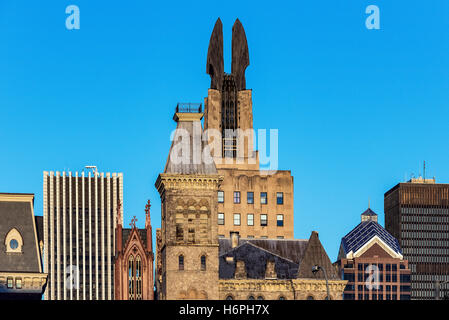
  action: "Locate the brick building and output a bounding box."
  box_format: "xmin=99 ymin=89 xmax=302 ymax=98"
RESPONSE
xmin=335 ymin=208 xmax=411 ymax=300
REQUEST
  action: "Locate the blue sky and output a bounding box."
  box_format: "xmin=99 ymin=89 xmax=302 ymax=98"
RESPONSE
xmin=1 ymin=1 xmax=448 ymax=261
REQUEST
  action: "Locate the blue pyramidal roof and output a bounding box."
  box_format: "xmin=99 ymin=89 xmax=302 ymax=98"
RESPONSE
xmin=341 ymin=219 xmax=402 ymax=256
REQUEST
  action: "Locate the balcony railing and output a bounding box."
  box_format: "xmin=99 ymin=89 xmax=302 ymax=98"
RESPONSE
xmin=176 ymin=103 xmax=202 ymax=113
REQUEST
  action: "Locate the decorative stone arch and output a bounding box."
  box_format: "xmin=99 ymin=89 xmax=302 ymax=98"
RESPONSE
xmin=225 ymin=293 xmax=235 ymax=300
xmin=5 ymin=228 xmax=23 ymax=253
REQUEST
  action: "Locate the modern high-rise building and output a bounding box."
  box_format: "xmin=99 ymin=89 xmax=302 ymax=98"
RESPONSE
xmin=43 ymin=170 xmax=123 ymax=300
xmin=204 ymin=18 xmax=294 ymax=239
xmin=384 ymin=177 xmax=449 ymax=300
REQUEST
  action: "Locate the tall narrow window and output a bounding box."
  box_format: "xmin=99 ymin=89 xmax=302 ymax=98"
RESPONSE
xmin=135 ymin=255 xmax=142 ymax=300
xmin=218 ymin=213 xmax=225 ymax=225
xmin=128 ymin=255 xmax=135 ymax=300
xmin=276 ymin=192 xmax=284 ymax=205
xmin=260 ymin=192 xmax=267 ymax=205
xmin=247 ymin=214 xmax=254 ymax=226
xmin=218 ymin=191 xmax=224 ymax=203
xmin=277 ymin=214 xmax=284 ymax=227
xmin=261 ymin=214 xmax=268 ymax=226
xmin=234 ymin=214 xmax=241 ymax=226
xmin=201 ymin=255 xmax=206 ymax=271
xmin=179 ymin=255 xmax=184 ymax=271
xmin=247 ymin=192 xmax=254 ymax=204
xmin=234 ymin=191 xmax=241 ymax=204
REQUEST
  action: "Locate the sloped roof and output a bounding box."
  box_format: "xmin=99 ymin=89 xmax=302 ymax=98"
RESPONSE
xmin=218 ymin=233 xmax=338 ymax=280
xmin=296 ymin=231 xmax=340 ymax=280
xmin=219 ymin=242 xmax=299 ymax=279
xmin=122 ymin=228 xmax=147 ymax=250
xmin=0 ymin=199 xmax=41 ymax=273
xmin=341 ymin=220 xmax=402 ymax=257
xmin=163 ymin=118 xmax=217 ymax=175
xmin=219 ymin=238 xmax=308 ymax=264
xmin=361 ymin=208 xmax=378 ymax=216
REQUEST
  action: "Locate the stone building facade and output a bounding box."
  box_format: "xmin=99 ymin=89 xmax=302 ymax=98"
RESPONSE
xmin=203 ymin=18 xmax=294 ymax=239
xmin=155 ymin=107 xmax=223 ymax=300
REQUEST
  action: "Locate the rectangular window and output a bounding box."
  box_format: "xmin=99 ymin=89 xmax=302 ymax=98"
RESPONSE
xmin=260 ymin=214 xmax=268 ymax=226
xmin=15 ymin=278 xmax=22 ymax=289
xmin=247 ymin=214 xmax=254 ymax=226
xmin=234 ymin=191 xmax=241 ymax=204
xmin=277 ymin=236 xmax=284 ymax=239
xmin=218 ymin=213 xmax=225 ymax=225
xmin=218 ymin=191 xmax=224 ymax=203
xmin=276 ymin=192 xmax=284 ymax=204
xmin=277 ymin=214 xmax=284 ymax=227
xmin=261 ymin=236 xmax=268 ymax=239
xmin=233 ymin=214 xmax=241 ymax=226
xmin=260 ymin=192 xmax=267 ymax=204
xmin=247 ymin=235 xmax=254 ymax=238
xmin=247 ymin=192 xmax=254 ymax=204
xmin=7 ymin=277 xmax=13 ymax=289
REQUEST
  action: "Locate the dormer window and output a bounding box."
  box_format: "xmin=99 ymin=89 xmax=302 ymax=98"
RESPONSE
xmin=5 ymin=228 xmax=23 ymax=253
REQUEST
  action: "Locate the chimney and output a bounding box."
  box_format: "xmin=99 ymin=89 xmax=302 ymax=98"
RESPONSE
xmin=230 ymin=231 xmax=240 ymax=248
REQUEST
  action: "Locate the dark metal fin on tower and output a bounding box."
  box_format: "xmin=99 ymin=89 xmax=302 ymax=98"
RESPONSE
xmin=231 ymin=18 xmax=250 ymax=91
xmin=206 ymin=18 xmax=224 ymax=90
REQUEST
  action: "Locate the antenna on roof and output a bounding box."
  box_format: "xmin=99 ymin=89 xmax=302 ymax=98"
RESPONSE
xmin=423 ymin=161 xmax=426 ymax=182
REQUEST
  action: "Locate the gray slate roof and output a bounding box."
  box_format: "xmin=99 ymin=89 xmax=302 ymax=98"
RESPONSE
xmin=0 ymin=200 xmax=41 ymax=273
xmin=163 ymin=119 xmax=218 ymax=175
xmin=218 ymin=233 xmax=340 ymax=280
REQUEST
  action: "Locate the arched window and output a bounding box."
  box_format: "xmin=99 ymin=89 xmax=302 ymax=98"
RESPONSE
xmin=201 ymin=255 xmax=206 ymax=271
xmin=248 ymin=295 xmax=255 ymax=300
xmin=257 ymin=296 xmax=264 ymax=300
xmin=179 ymin=255 xmax=184 ymax=270
xmin=128 ymin=255 xmax=135 ymax=299
xmin=5 ymin=228 xmax=23 ymax=253
xmin=135 ymin=255 xmax=142 ymax=300
xmin=307 ymin=295 xmax=314 ymax=300
xmin=278 ymin=296 xmax=286 ymax=300
xmin=226 ymin=295 xmax=234 ymax=300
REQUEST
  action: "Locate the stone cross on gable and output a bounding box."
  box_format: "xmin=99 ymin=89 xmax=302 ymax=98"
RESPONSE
xmin=130 ymin=216 xmax=138 ymax=228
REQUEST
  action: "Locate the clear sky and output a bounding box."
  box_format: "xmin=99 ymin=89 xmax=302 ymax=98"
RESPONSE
xmin=1 ymin=1 xmax=448 ymax=261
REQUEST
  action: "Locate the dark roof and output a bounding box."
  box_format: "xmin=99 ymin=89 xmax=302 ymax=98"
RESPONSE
xmin=0 ymin=200 xmax=41 ymax=273
xmin=218 ymin=232 xmax=339 ymax=280
xmin=219 ymin=238 xmax=308 ymax=264
xmin=163 ymin=118 xmax=218 ymax=175
xmin=122 ymin=228 xmax=147 ymax=250
xmin=35 ymin=216 xmax=43 ymax=244
xmin=361 ymin=208 xmax=377 ymax=216
xmin=341 ymin=220 xmax=402 ymax=256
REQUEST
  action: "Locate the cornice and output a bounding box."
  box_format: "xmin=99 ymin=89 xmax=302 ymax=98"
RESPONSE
xmin=155 ymin=173 xmax=223 ymax=194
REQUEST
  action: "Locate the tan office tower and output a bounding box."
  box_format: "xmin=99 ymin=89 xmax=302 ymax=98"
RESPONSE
xmin=204 ymin=19 xmax=294 ymax=239
xmin=43 ymin=170 xmax=123 ymax=300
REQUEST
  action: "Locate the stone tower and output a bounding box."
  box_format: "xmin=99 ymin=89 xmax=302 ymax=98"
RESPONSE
xmin=155 ymin=105 xmax=223 ymax=300
xmin=204 ymin=18 xmax=257 ymax=169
